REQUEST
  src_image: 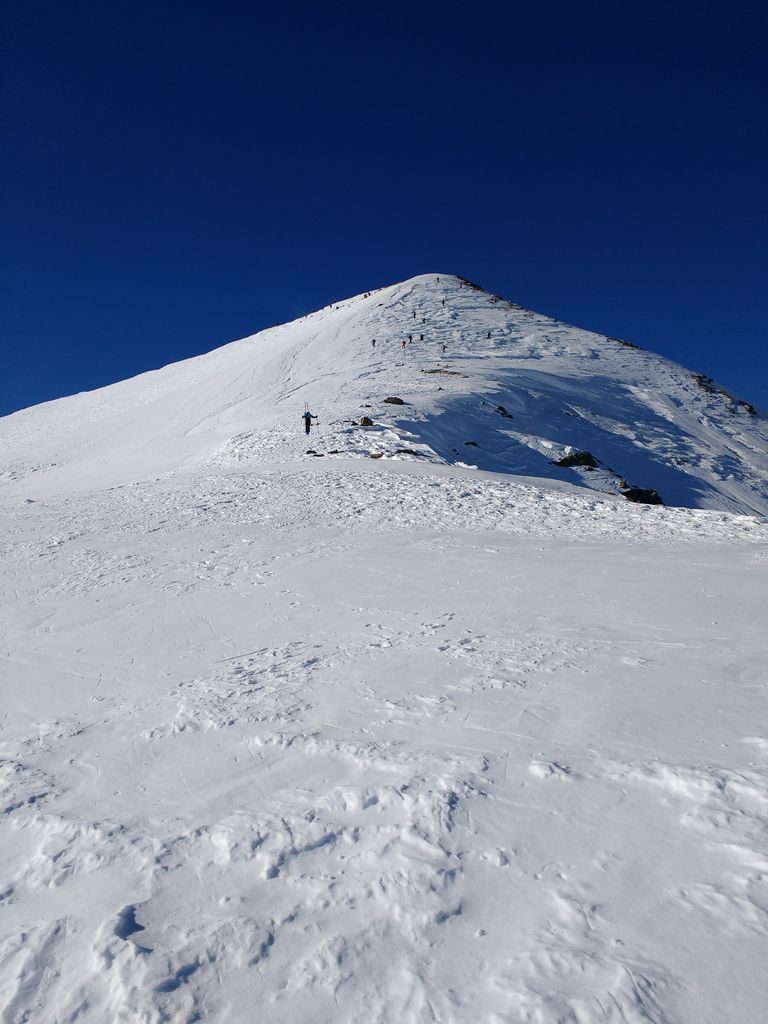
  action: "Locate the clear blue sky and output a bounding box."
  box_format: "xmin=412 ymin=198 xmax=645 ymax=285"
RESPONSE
xmin=2 ymin=1 xmax=766 ymax=416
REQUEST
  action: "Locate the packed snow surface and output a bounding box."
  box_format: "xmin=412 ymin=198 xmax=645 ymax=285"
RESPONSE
xmin=1 ymin=275 xmax=767 ymax=1022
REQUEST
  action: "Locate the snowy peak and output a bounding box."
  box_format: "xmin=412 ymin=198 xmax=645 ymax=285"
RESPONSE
xmin=1 ymin=273 xmax=766 ymax=515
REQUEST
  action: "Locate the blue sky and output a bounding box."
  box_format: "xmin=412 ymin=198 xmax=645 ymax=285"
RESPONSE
xmin=2 ymin=1 xmax=766 ymax=415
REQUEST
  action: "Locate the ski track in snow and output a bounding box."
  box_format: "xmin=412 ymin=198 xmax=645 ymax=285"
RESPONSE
xmin=1 ymin=275 xmax=767 ymax=1022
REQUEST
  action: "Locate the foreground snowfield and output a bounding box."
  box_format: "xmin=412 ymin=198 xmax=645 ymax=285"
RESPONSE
xmin=1 ymin=276 xmax=767 ymax=1022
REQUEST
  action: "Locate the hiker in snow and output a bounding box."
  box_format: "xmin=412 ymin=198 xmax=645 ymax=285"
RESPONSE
xmin=302 ymin=410 xmax=317 ymax=435
xmin=442 ymin=299 xmax=445 ymax=306
xmin=487 ymin=331 xmax=491 ymax=339
xmin=420 ymin=333 xmax=424 ymax=341
xmin=401 ymin=338 xmax=406 ymax=348
xmin=408 ymin=333 xmax=413 ymax=343
xmin=371 ymin=338 xmax=376 ymax=347
xmin=442 ymin=343 xmax=447 ymax=353
xmin=413 ymin=311 xmax=416 ymax=319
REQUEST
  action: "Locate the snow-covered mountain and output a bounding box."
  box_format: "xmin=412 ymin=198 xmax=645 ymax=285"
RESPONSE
xmin=1 ymin=276 xmax=767 ymax=1024
xmin=2 ymin=273 xmax=766 ymax=514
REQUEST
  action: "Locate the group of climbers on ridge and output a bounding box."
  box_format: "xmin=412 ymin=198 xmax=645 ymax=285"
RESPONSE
xmin=301 ymin=275 xmax=500 ymax=434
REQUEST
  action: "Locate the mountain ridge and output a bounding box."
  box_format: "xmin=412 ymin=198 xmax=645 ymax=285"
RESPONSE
xmin=2 ymin=273 xmax=766 ymax=515
xmin=2 ymin=276 xmax=768 ymax=1023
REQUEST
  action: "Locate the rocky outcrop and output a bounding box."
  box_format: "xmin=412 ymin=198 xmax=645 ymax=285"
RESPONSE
xmin=553 ymin=451 xmax=599 ymax=469
xmin=622 ymin=486 xmax=663 ymax=505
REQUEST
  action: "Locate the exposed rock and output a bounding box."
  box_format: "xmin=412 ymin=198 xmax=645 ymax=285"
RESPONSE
xmin=496 ymin=404 xmax=513 ymax=418
xmin=622 ymin=486 xmax=663 ymax=505
xmin=370 ymin=453 xmax=384 ymax=459
xmin=305 ymin=450 xmax=325 ymax=457
xmin=395 ymin=448 xmax=427 ymax=457
xmin=465 ymin=441 xmax=479 ymax=448
xmin=553 ymin=450 xmax=599 ymax=469
xmin=359 ymin=416 xmax=374 ymax=426
xmin=383 ymin=397 xmax=405 ymax=405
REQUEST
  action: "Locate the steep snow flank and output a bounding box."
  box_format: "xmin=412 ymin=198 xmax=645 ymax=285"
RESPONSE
xmin=1 ymin=274 xmax=768 ymax=1023
xmin=1 ymin=274 xmax=766 ymax=513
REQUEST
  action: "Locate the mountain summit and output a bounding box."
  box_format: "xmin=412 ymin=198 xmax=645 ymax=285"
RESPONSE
xmin=2 ymin=273 xmax=766 ymax=514
xmin=2 ymin=275 xmax=768 ymax=1023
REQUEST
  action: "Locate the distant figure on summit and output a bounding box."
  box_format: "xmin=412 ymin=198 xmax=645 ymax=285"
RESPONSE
xmin=302 ymin=410 xmax=318 ymax=435
xmin=371 ymin=338 xmax=376 ymax=348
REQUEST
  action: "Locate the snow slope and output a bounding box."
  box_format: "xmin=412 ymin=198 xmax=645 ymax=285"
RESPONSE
xmin=1 ymin=276 xmax=767 ymax=1023
xmin=1 ymin=274 xmax=766 ymax=513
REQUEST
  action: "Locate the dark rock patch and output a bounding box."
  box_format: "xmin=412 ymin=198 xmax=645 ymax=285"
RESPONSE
xmin=622 ymin=486 xmax=663 ymax=505
xmin=495 ymin=404 xmax=513 ymax=419
xmin=370 ymin=452 xmax=384 ymax=459
xmin=553 ymin=451 xmax=599 ymax=469
xmin=383 ymin=397 xmax=405 ymax=405
xmin=359 ymin=416 xmax=374 ymax=426
xmin=465 ymin=441 xmax=479 ymax=448
xmin=395 ymin=448 xmax=427 ymax=457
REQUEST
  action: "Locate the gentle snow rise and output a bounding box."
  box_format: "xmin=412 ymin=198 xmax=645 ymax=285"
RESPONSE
xmin=1 ymin=275 xmax=767 ymax=1023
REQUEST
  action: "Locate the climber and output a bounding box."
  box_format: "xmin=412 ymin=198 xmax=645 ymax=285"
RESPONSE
xmin=302 ymin=410 xmax=318 ymax=435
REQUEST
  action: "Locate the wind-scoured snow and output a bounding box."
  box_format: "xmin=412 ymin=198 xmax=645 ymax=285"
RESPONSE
xmin=1 ymin=275 xmax=767 ymax=1023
